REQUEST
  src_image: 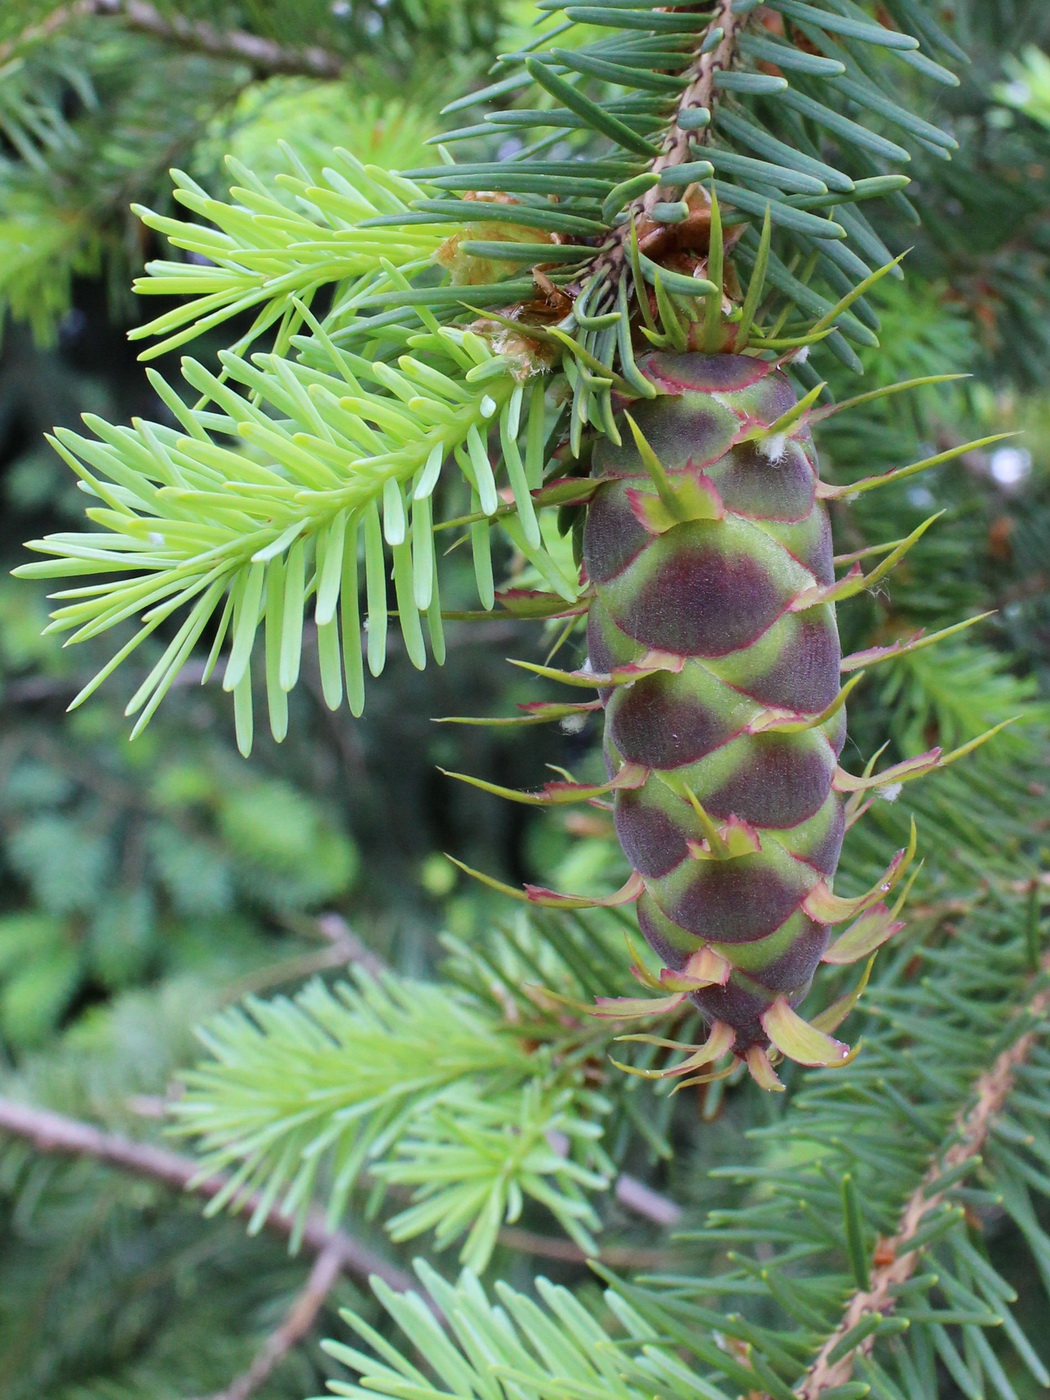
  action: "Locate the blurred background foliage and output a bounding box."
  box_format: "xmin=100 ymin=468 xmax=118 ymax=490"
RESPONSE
xmin=0 ymin=1 xmax=1048 ymax=1397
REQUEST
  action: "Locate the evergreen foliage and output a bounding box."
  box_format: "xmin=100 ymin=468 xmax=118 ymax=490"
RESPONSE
xmin=0 ymin=1 xmax=1048 ymax=1398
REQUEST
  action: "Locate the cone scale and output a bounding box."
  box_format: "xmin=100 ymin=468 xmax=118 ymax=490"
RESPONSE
xmin=583 ymin=351 xmax=849 ymax=1065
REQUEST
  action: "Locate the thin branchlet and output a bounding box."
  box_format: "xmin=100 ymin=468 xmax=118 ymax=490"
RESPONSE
xmin=641 ymin=0 xmax=748 ymax=211
xmin=596 ymin=0 xmax=746 ymax=282
xmin=0 ymin=1096 xmax=414 ymax=1293
xmin=0 ymin=0 xmax=346 ymax=76
xmin=796 ymin=947 xmax=1050 ymax=1397
xmin=195 ymin=1241 xmax=347 ymax=1400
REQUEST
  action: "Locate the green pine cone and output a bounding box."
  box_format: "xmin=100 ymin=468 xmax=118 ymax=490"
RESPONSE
xmin=583 ymin=352 xmax=848 ymax=1070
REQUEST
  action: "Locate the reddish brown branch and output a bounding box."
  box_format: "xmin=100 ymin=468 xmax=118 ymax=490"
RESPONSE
xmin=199 ymin=1239 xmax=347 ymax=1400
xmin=1 ymin=0 xmax=345 ymax=77
xmin=0 ymin=1096 xmax=413 ymax=1294
xmin=641 ymin=0 xmax=747 ymax=214
xmin=0 ymin=1092 xmax=684 ymax=1275
xmin=496 ymin=1225 xmax=675 ymax=1269
xmin=615 ymin=1171 xmax=683 ymax=1225
xmin=592 ymin=0 xmax=747 ymax=284
xmin=796 ymin=950 xmax=1050 ymax=1398
xmin=219 ymin=912 xmax=388 ymax=1001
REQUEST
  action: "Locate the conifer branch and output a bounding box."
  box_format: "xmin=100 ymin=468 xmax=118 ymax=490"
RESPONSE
xmin=796 ymin=946 xmax=1050 ymax=1398
xmin=0 ymin=0 xmax=346 ymax=77
xmin=0 ymin=1096 xmax=414 ymax=1293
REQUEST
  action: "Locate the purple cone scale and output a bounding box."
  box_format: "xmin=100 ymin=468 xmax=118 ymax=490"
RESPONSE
xmin=583 ymin=352 xmax=846 ymax=1059
xmin=448 ymin=344 xmax=941 ymax=1080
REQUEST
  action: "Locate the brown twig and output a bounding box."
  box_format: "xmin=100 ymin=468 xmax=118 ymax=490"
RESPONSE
xmin=197 ymin=1239 xmax=347 ymax=1400
xmin=0 ymin=0 xmax=346 ymax=77
xmin=219 ymin=912 xmax=388 ymax=1001
xmin=795 ymin=949 xmax=1050 ymax=1398
xmin=0 ymin=1096 xmax=414 ymax=1294
xmin=591 ymin=0 xmax=746 ymax=285
xmin=640 ymin=0 xmax=747 ymax=214
xmin=615 ymin=1171 xmax=684 ymax=1226
xmin=0 ymin=1085 xmax=685 ymax=1252
xmin=0 ymin=2 xmax=82 ymax=64
xmin=495 ymin=1225 xmax=675 ymax=1270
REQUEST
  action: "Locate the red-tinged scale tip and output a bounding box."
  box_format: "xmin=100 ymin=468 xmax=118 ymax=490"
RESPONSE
xmin=761 ymin=997 xmax=851 ymax=1067
xmin=746 ymin=1045 xmax=786 ymax=1092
